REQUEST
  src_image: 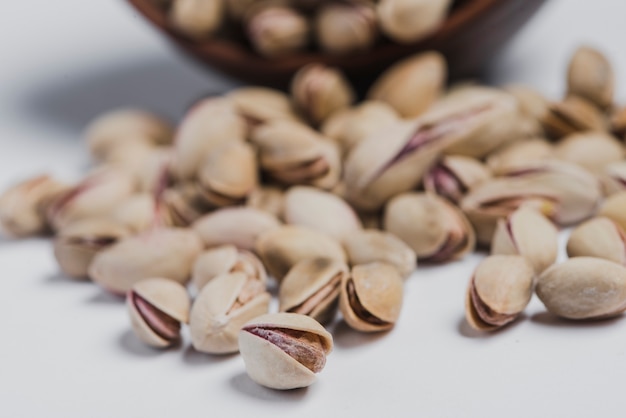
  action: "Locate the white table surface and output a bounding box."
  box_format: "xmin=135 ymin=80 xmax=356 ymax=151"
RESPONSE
xmin=2 ymin=1 xmax=626 ymax=417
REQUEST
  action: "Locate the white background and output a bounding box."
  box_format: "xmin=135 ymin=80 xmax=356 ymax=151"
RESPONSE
xmin=1 ymin=1 xmax=626 ymax=417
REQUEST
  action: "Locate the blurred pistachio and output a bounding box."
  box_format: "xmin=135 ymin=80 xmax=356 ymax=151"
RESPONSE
xmin=567 ymin=46 xmax=614 ymax=109
xmin=170 ymin=0 xmax=225 ymax=40
xmin=367 ymin=51 xmax=446 ymax=118
xmin=423 ymin=155 xmax=491 ymax=204
xmin=485 ymin=138 xmax=554 ymax=176
xmin=599 ymin=191 xmax=626 ymax=232
xmin=226 ymin=87 xmax=302 ymax=126
xmin=110 ymin=194 xmax=168 ymax=234
xmin=610 ymin=106 xmax=626 ymax=139
xmin=291 ymin=63 xmax=355 ymax=125
xmin=162 ymin=183 xmax=213 ymax=227
xmin=315 ymin=1 xmax=378 ymax=55
xmin=246 ymin=186 xmax=285 ymax=220
xmin=553 ymin=131 xmax=623 ymax=173
xmin=246 ymin=4 xmax=310 ymax=57
xmin=192 ymin=245 xmax=267 ymax=291
xmin=504 ymin=84 xmax=549 ymax=136
xmin=566 ymin=217 xmax=626 ymax=265
xmin=384 ymin=192 xmax=475 ymax=262
xmin=542 ymin=95 xmax=607 ymax=139
xmin=377 ymin=0 xmax=452 ymax=43
xmin=600 ymin=161 xmax=626 ymax=196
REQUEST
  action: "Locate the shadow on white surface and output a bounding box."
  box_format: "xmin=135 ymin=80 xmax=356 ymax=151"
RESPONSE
xmin=457 ymin=313 xmax=528 ymax=338
xmin=331 ymin=320 xmax=388 ymax=349
xmin=229 ymin=371 xmax=309 ymax=401
xmin=181 ymin=345 xmax=237 ymax=366
xmin=530 ymin=312 xmax=625 ymax=328
xmin=86 ymin=289 xmax=125 ymax=305
xmin=43 ymin=271 xmax=93 ymax=285
xmin=118 ymin=329 xmax=177 ymax=357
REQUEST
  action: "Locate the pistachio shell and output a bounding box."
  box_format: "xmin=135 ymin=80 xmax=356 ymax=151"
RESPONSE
xmin=423 ymin=155 xmax=492 ymax=203
xmin=377 ymin=0 xmax=451 ymax=43
xmin=191 ymin=245 xmax=267 ymax=290
xmin=536 ymin=257 xmax=626 ymax=319
xmin=170 ymin=0 xmax=224 ymax=40
xmin=198 ymin=141 xmax=258 ymax=201
xmin=226 ymin=87 xmax=301 ymax=125
xmin=567 ymin=46 xmax=614 ymax=109
xmin=485 ymin=138 xmax=554 ymax=176
xmin=553 ymin=131 xmax=623 ymax=173
xmin=246 ymin=186 xmax=285 ymax=220
xmin=601 ymin=161 xmax=626 ymax=196
xmin=339 ymin=262 xmax=404 ymax=332
xmin=542 ymin=95 xmax=607 ymax=139
xmin=246 ymin=5 xmax=310 ymax=57
xmin=190 ymin=272 xmax=271 ymax=354
xmin=504 ymin=84 xmax=549 ymax=134
xmin=566 ymin=217 xmax=626 ymax=265
xmin=315 ymin=2 xmax=378 ymax=55
xmin=239 ymin=312 xmax=333 ymax=390
xmin=599 ymin=191 xmax=626 ymax=232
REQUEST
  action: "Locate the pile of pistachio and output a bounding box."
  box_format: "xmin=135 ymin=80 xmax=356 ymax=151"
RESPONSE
xmin=3 ymin=45 xmax=626 ymax=390
xmin=159 ymin=0 xmax=452 ymax=56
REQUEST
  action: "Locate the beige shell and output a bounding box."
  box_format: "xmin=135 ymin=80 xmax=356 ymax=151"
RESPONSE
xmin=504 ymin=84 xmax=549 ymax=135
xmin=246 ymin=186 xmax=285 ymax=220
xmin=485 ymin=138 xmax=554 ymax=176
xmin=198 ymin=141 xmax=258 ymax=201
xmin=383 ymin=192 xmax=475 ymax=262
xmin=600 ymin=161 xmax=626 ymax=196
xmin=189 ymin=272 xmax=271 ymax=354
xmin=491 ymin=207 xmax=558 ymax=274
xmin=279 ymin=258 xmax=348 ymax=324
xmin=566 ymin=217 xmax=626 ymax=265
xmin=315 ymin=2 xmax=378 ymax=55
xmin=367 ymin=51 xmax=446 ymax=118
xmin=536 ymin=257 xmax=626 ymax=320
xmin=255 ymin=225 xmax=348 ymax=281
xmin=542 ymin=95 xmax=607 ymax=139
xmin=567 ymin=46 xmax=614 ymax=109
xmin=127 ymin=278 xmax=191 ymax=348
xmin=284 ymin=186 xmax=362 ymax=242
xmin=553 ymin=131 xmax=623 ymax=173
xmin=191 ymin=245 xmax=267 ymax=290
xmin=342 ymin=229 xmax=417 ymax=279
xmin=53 ymin=218 xmax=131 ymax=279
xmin=246 ymin=5 xmax=310 ymax=57
xmin=465 ymin=255 xmax=534 ymax=331
xmin=169 ymin=0 xmax=224 ymax=40
xmin=89 ymin=227 xmax=203 ymax=295
xmin=599 ymin=191 xmax=626 ymax=232
xmin=162 ymin=184 xmax=211 ymax=227
xmin=193 ymin=207 xmax=281 ymax=251
xmin=110 ymin=194 xmax=160 ymax=234
xmin=377 ymin=0 xmax=452 ymax=43
xmin=423 ymin=155 xmax=492 ymax=204
xmin=226 ymin=87 xmax=301 ymax=125
xmin=238 ymin=312 xmax=333 ymax=390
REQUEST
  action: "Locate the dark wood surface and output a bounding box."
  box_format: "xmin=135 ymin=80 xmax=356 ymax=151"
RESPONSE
xmin=127 ymin=0 xmax=548 ymax=88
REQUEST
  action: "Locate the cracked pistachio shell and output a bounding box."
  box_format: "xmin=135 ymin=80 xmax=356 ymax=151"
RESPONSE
xmin=46 ymin=168 xmax=137 ymax=232
xmin=321 ymin=101 xmax=399 ymax=156
xmin=553 ymin=131 xmax=623 ymax=173
xmin=85 ymin=109 xmax=173 ymax=161
xmin=246 ymin=5 xmax=309 ymax=57
xmin=171 ymin=97 xmax=247 ymax=181
xmin=255 ymin=225 xmax=348 ymax=281
xmin=485 ymin=138 xmax=554 ymax=176
xmin=542 ymin=95 xmax=607 ymax=139
xmin=567 ymin=46 xmax=614 ymax=109
xmin=89 ymin=227 xmax=203 ymax=295
xmin=465 ymin=255 xmax=534 ymax=331
xmin=284 ymin=186 xmax=362 ymax=242
xmin=367 ymin=51 xmax=446 ymax=118
xmin=198 ymin=141 xmax=258 ymax=202
xmin=0 ymin=175 xmax=68 ymax=237
xmin=291 ymin=64 xmax=355 ymax=125
xmin=600 ymin=161 xmax=626 ymax=196
xmin=377 ymin=0 xmax=451 ymax=43
xmin=190 ymin=272 xmax=271 ymax=354
xmin=226 ymin=87 xmax=302 ymax=125
xmin=423 ymin=155 xmax=492 ymax=204
xmin=162 ymin=183 xmax=213 ymax=227
xmin=279 ymin=258 xmax=348 ymax=324
xmin=598 ymin=191 xmax=626 ymax=232
xmin=340 ymin=262 xmax=404 ymax=332
xmin=491 ymin=207 xmax=558 ymax=274
xmin=53 ymin=218 xmax=131 ymax=280
xmin=566 ymin=217 xmax=626 ymax=265
xmin=342 ymin=229 xmax=417 ymax=279
xmin=246 ymin=186 xmax=285 ymax=220
xmin=315 ymin=2 xmax=378 ymax=55
xmin=536 ymin=257 xmax=626 ymax=320
xmin=192 ymin=245 xmax=267 ymax=291
xmin=384 ymin=192 xmax=475 ymax=262
xmin=193 ymin=207 xmax=281 ymax=251
xmin=127 ymin=278 xmax=190 ymax=348
xmin=239 ymin=312 xmax=333 ymax=390
xmin=170 ymin=0 xmax=224 ymax=40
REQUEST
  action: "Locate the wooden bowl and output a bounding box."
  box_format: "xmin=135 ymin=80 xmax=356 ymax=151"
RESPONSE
xmin=127 ymin=0 xmax=547 ymax=88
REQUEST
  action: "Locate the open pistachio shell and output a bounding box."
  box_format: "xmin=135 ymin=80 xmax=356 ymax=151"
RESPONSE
xmin=245 ymin=4 xmax=310 ymax=58
xmin=553 ymin=131 xmax=623 ymax=173
xmin=191 ymin=245 xmax=267 ymax=291
xmin=423 ymin=155 xmax=492 ymax=204
xmin=127 ymin=278 xmax=190 ymax=348
xmin=315 ymin=1 xmax=378 ymax=55
xmin=567 ymin=46 xmax=614 ymax=109
xmin=542 ymin=95 xmax=607 ymax=139
xmin=239 ymin=312 xmax=333 ymax=390
xmin=190 ymin=272 xmax=271 ymax=354
xmin=465 ymin=255 xmax=534 ymax=331
xmin=485 ymin=137 xmax=554 ymax=176
xmin=536 ymin=257 xmax=626 ymax=320
xmin=566 ymin=217 xmax=626 ymax=265
xmin=226 ymin=87 xmax=302 ymax=126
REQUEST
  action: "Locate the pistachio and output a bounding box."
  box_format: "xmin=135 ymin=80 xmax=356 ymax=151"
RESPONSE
xmin=239 ymin=312 xmax=333 ymax=390
xmin=377 ymin=0 xmax=452 ymax=43
xmin=190 ymin=272 xmax=271 ymax=354
xmin=367 ymin=51 xmax=446 ymax=118
xmin=504 ymin=84 xmax=549 ymax=136
xmin=291 ymin=64 xmax=355 ymax=125
xmin=284 ymin=186 xmax=362 ymax=242
xmin=84 ymin=109 xmax=173 ymax=161
xmin=339 ymin=262 xmax=404 ymax=332
xmin=0 ymin=175 xmax=68 ymax=237
xmin=110 ymin=193 xmax=167 ymax=234
xmin=89 ymin=227 xmax=203 ymax=295
xmin=542 ymin=95 xmax=607 ymax=139
xmin=384 ymin=192 xmax=475 ymax=262
xmin=226 ymin=87 xmax=302 ymax=126
xmin=193 ymin=207 xmax=281 ymax=251
xmin=315 ymin=2 xmax=378 ymax=55
xmin=485 ymin=138 xmax=554 ymax=176
xmin=567 ymin=46 xmax=614 ymax=109
xmin=465 ymin=255 xmax=535 ymax=331
xmin=566 ymin=217 xmax=626 ymax=265
xmin=246 ymin=186 xmax=285 ymax=220
xmin=192 ymin=245 xmax=267 ymax=291
xmin=170 ymin=0 xmax=225 ymax=40
xmin=53 ymin=218 xmax=131 ymax=280
xmin=342 ymin=229 xmax=417 ymax=279
xmin=423 ymin=155 xmax=492 ymax=204
xmin=162 ymin=183 xmax=212 ymax=227
xmin=536 ymin=257 xmax=626 ymax=320
xmin=491 ymin=207 xmax=558 ymax=274
xmin=600 ymin=161 xmax=626 ymax=196
xmin=553 ymin=131 xmax=623 ymax=173
xmin=171 ymin=97 xmax=247 ymax=181
xmin=246 ymin=5 xmax=310 ymax=57
xmin=598 ymin=191 xmax=626 ymax=232
xmin=255 ymin=225 xmax=348 ymax=281
xmin=127 ymin=278 xmax=190 ymax=348
xmin=279 ymin=258 xmax=348 ymax=324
